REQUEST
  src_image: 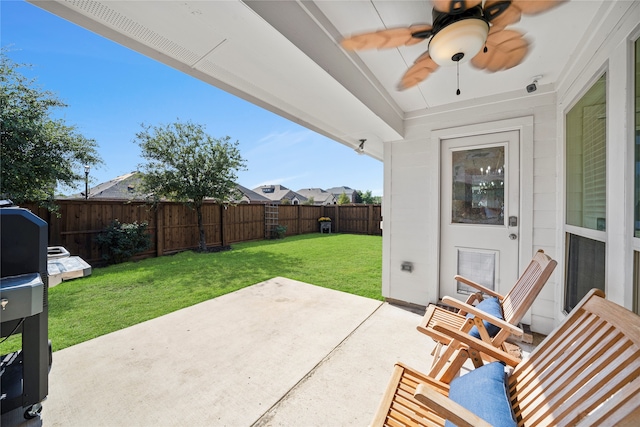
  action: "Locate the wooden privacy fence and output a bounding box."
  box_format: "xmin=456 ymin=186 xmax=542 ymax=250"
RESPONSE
xmin=23 ymin=200 xmax=382 ymax=265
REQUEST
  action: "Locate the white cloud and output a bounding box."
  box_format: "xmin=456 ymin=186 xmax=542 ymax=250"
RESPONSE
xmin=246 ymin=129 xmax=316 ymax=156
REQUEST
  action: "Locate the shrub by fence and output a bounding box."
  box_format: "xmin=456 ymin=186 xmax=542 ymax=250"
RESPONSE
xmin=22 ymin=200 xmax=381 ymax=265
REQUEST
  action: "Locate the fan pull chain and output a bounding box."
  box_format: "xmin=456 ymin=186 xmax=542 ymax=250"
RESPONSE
xmin=456 ymin=61 xmax=461 ymax=96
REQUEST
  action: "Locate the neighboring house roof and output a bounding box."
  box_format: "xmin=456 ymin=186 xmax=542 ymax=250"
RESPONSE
xmin=253 ymin=185 xmax=307 ymax=205
xmin=71 ymin=174 xmax=353 ymax=206
xmin=296 ymin=188 xmax=336 ymax=205
xmin=234 ymin=184 xmax=271 ymax=204
xmin=326 ymin=186 xmax=357 ymax=202
xmin=67 ymin=172 xmax=147 ymax=200
xmin=72 ymin=173 xmax=268 ymax=204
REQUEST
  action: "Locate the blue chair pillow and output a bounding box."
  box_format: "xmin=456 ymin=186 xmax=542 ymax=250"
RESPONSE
xmin=444 ymin=362 xmax=517 ymax=427
xmin=466 ymin=296 xmax=503 ymax=339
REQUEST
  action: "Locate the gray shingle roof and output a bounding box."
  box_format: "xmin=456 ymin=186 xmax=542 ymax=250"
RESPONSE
xmin=326 ymin=186 xmax=357 ymax=202
xmin=66 ymin=172 xmax=146 ymax=200
xmin=234 ymin=184 xmax=271 ymax=203
xmin=296 ymin=188 xmax=336 ymax=205
xmin=253 ymin=185 xmax=307 ymax=204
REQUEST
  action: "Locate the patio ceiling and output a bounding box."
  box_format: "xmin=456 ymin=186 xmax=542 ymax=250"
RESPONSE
xmin=30 ymin=0 xmax=607 ymax=159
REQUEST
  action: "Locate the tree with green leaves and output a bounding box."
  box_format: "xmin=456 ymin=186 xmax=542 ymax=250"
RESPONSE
xmin=356 ymin=189 xmax=382 ymax=204
xmin=1 ymin=52 xmax=102 ymax=209
xmin=357 ymin=190 xmax=373 ymax=204
xmin=135 ymin=120 xmax=246 ymax=251
xmin=302 ymin=196 xmax=315 ymax=206
xmin=337 ymin=192 xmax=351 ymax=205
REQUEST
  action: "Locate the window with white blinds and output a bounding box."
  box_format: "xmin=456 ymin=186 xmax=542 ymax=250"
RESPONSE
xmin=565 ymin=73 xmax=607 ymax=312
xmin=566 ymin=74 xmax=607 ymax=230
xmin=582 ymin=103 xmax=607 ymax=230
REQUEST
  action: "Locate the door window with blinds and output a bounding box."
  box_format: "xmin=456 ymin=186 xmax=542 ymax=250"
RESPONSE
xmin=565 ymin=73 xmax=607 ymax=312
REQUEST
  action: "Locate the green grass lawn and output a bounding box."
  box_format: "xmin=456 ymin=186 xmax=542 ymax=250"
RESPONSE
xmin=1 ymin=233 xmax=381 ymax=354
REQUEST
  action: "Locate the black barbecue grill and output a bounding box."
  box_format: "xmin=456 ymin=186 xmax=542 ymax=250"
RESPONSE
xmin=1 ymin=203 xmax=51 ymax=421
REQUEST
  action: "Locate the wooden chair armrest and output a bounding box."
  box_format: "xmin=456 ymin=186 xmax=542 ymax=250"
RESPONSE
xmin=441 ymin=296 xmax=523 ymax=337
xmin=414 ymin=383 xmax=493 ymax=427
xmin=432 ymin=321 xmax=521 ymax=367
xmin=454 ymin=275 xmax=504 ymax=299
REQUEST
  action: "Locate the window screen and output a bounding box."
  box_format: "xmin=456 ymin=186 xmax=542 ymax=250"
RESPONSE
xmin=565 ymin=234 xmax=605 ymax=312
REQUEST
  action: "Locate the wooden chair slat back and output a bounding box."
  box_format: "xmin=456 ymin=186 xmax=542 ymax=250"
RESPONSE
xmin=426 ymin=306 xmax=467 ymax=330
xmin=501 ymin=250 xmax=557 ymax=324
xmin=372 ymin=364 xmax=447 ymax=427
xmin=509 ymin=289 xmax=640 ymax=426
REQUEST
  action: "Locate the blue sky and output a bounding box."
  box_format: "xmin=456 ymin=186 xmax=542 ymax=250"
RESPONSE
xmin=1 ymin=0 xmax=383 ymax=196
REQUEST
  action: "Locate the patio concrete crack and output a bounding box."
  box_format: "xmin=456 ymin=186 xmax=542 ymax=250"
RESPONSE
xmin=250 ymin=301 xmax=386 ymax=426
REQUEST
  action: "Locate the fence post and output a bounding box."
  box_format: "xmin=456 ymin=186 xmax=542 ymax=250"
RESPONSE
xmin=156 ymin=203 xmax=164 ymax=257
xmin=335 ymin=204 xmax=340 ymax=233
xmin=220 ymin=203 xmax=226 ymax=247
xmin=45 ymin=207 xmax=58 ymax=246
xmin=368 ymin=204 xmax=374 ymax=235
xmin=296 ymin=204 xmax=300 ymax=235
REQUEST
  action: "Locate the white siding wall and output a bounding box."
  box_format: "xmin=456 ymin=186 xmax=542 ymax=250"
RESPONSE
xmin=531 ymin=105 xmax=560 ymax=333
xmin=555 ymin=1 xmax=640 ymax=317
xmin=384 ymin=94 xmax=559 ymax=334
xmin=382 ymin=0 xmax=640 ymax=335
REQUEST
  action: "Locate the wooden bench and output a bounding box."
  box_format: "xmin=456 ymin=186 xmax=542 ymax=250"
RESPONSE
xmin=417 ymin=249 xmax=557 ymax=382
xmin=372 ymin=289 xmax=640 ymax=426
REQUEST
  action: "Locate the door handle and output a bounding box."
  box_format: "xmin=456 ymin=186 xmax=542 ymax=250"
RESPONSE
xmin=509 ymin=233 xmax=517 ymax=240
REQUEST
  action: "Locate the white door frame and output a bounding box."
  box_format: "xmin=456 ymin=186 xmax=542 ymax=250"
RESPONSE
xmin=427 ymin=116 xmax=535 ymax=301
xmin=440 ymin=131 xmax=520 ymax=299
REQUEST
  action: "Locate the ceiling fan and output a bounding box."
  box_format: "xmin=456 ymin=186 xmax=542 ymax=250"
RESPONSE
xmin=340 ymin=0 xmax=565 ymax=91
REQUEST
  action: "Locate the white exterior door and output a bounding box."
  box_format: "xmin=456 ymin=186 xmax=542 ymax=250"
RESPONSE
xmin=440 ymin=131 xmax=520 ymax=300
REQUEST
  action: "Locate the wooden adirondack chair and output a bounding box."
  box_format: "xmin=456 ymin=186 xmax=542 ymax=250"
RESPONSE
xmin=417 ymin=249 xmax=557 ymax=382
xmin=371 ymin=289 xmax=640 ymax=426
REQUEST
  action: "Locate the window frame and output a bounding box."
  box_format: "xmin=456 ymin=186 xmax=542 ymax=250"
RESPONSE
xmin=633 ymin=35 xmax=640 ymax=314
xmin=562 ymin=70 xmax=609 ymax=314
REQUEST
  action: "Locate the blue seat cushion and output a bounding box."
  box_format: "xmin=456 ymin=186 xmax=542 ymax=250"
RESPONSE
xmin=466 ymin=297 xmax=503 ymax=339
xmin=444 ymin=362 xmax=517 ymax=427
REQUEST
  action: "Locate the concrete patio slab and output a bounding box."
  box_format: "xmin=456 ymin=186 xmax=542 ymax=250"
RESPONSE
xmin=253 ymin=302 xmax=434 ymax=426
xmin=40 ymin=277 xmax=434 ymax=426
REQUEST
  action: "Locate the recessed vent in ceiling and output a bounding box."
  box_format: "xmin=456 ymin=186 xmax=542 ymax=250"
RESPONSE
xmin=68 ymin=0 xmax=200 ymax=65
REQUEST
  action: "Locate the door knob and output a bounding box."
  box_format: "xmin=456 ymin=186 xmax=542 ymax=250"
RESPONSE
xmin=509 ymin=233 xmax=517 ymax=240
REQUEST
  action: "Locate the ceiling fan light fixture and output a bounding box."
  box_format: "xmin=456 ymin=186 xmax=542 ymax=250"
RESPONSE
xmin=428 ymin=18 xmax=489 ymax=66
